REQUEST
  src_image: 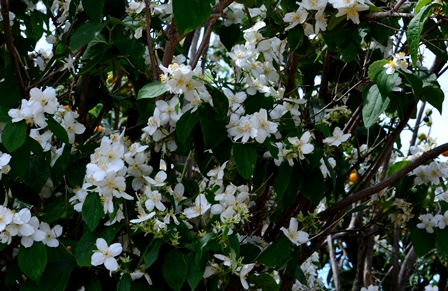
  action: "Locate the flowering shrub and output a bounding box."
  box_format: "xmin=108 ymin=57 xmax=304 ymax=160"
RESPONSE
xmin=0 ymin=0 xmax=447 ymax=290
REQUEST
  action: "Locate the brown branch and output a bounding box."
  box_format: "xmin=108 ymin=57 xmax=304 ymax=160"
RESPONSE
xmin=318 ymin=50 xmax=333 ymax=102
xmin=319 ymin=141 xmax=448 ymax=221
xmin=408 ymin=101 xmax=426 ymax=156
xmin=1 ymin=0 xmax=27 ymax=100
xmin=327 ymin=235 xmax=341 ymax=291
xmin=392 ymin=226 xmax=400 ymax=290
xmin=144 ymin=0 xmax=159 ymax=81
xmin=78 ymin=72 xmax=90 ymax=127
xmin=398 ymin=246 xmax=417 ymax=290
xmin=284 ymin=53 xmax=300 ymax=98
xmin=190 ymin=18 xmax=217 ymax=69
xmin=393 ymin=0 xmax=408 ymax=11
xmin=361 ymin=12 xmax=413 ymax=20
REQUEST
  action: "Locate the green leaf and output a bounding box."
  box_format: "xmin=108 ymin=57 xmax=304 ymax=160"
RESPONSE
xmin=274 ymin=162 xmax=292 ymax=201
xmin=387 ymin=160 xmax=410 ymax=177
xmin=143 ymin=239 xmax=163 ymax=267
xmin=18 ymin=243 xmax=47 ymax=283
xmin=235 ymin=0 xmax=255 ymax=6
xmin=327 ymin=13 xmax=345 ymax=31
xmin=82 ymin=0 xmax=105 ymax=21
xmin=38 ymin=195 xmax=68 ymax=223
xmin=198 ymin=104 xmax=227 ymax=149
xmin=258 ymin=236 xmax=292 ymax=268
xmin=219 ymin=24 xmax=243 ymax=51
xmin=137 ymin=82 xmax=167 ymax=100
xmin=31 ymin=260 xmax=76 ymax=290
xmin=209 ymin=86 xmax=230 ymax=122
xmin=374 ymin=70 xmax=398 ymax=99
xmin=302 ymin=168 xmax=325 ymax=205
xmin=411 ymin=227 xmax=435 ymax=257
xmin=162 ymin=249 xmax=187 ymax=291
xmin=46 ymin=115 xmax=69 ymax=144
xmin=9 ymin=142 xmax=30 ymax=178
xmin=362 ymin=84 xmax=390 ymax=128
xmin=315 ymin=124 xmax=331 ymax=137
xmin=23 ymin=155 xmax=51 ymax=193
xmin=70 ymin=21 xmax=107 ymax=51
xmin=248 ymin=273 xmax=280 ymax=291
xmin=75 ymin=226 xmax=115 ymax=267
xmin=422 ymin=86 xmax=444 ymax=114
xmin=322 ymin=155 xmax=336 ymax=188
xmin=175 ymin=109 xmax=198 ymax=145
xmin=186 ymin=251 xmax=208 ymax=290
xmin=82 ymin=193 xmax=104 ymax=231
xmin=407 ymin=3 xmax=441 ymax=66
xmin=287 ymin=25 xmax=305 ymax=51
xmin=401 ymin=72 xmax=423 ymax=100
xmin=233 ymin=143 xmax=257 ymax=179
xmin=2 ymin=120 xmax=27 ymax=152
xmin=415 ymin=0 xmax=432 ymax=14
xmin=172 ymin=0 xmax=212 ymax=35
xmin=368 ymin=60 xmax=388 ymax=81
xmin=117 ymin=273 xmax=131 ymax=291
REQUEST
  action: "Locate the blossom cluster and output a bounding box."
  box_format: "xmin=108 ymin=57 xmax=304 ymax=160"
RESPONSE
xmin=417 ymin=211 xmax=448 ymax=233
xmin=0 ymin=206 xmax=62 ymax=248
xmin=8 ymin=87 xmax=85 ymax=145
xmin=291 ymin=252 xmax=325 ymax=290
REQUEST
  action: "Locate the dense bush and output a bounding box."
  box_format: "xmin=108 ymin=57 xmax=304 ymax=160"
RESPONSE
xmin=0 ymin=0 xmax=447 ymax=290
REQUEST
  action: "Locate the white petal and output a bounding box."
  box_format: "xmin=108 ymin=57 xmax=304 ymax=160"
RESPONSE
xmin=91 ymin=252 xmax=105 ymax=266
xmin=104 ymin=257 xmax=119 ymax=271
xmin=96 ymin=238 xmax=108 ymax=252
xmin=109 ymin=243 xmax=123 ymax=257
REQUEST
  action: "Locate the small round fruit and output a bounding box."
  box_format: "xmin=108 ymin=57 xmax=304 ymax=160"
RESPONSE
xmin=349 ymin=172 xmax=358 ymax=183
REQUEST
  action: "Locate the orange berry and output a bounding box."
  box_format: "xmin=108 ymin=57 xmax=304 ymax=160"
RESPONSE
xmin=349 ymin=172 xmax=358 ymax=183
xmin=94 ymin=125 xmax=103 ymax=132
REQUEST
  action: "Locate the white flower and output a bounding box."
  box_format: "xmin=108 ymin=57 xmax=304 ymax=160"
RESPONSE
xmin=134 ymin=27 xmax=143 ymax=39
xmin=251 ymin=109 xmax=278 ymax=143
xmin=288 ymin=131 xmax=314 ymax=160
xmin=183 ymin=194 xmax=211 ymax=219
xmin=40 ymin=222 xmax=63 ymax=247
xmin=417 ymin=214 xmax=437 ymax=233
xmin=361 ymin=285 xmax=379 ymax=291
xmin=323 ymin=127 xmax=351 ymax=147
xmin=63 ymin=112 xmax=86 ymax=144
xmin=300 ymin=0 xmax=328 ymax=10
xmin=130 ymin=265 xmax=152 ymax=285
xmin=280 ymin=217 xmax=309 ymax=246
xmin=145 ymin=171 xmax=167 ymax=187
xmin=20 ymin=217 xmax=45 ymax=248
xmin=435 ymin=211 xmax=448 ymax=229
xmin=424 ymin=285 xmax=439 ymax=291
xmin=91 ymin=238 xmax=123 ymax=273
xmin=144 ymin=187 xmax=166 ymax=212
xmin=0 ymin=206 xmax=13 ymax=231
xmin=283 ymin=8 xmax=308 ymax=30
xmin=335 ymin=3 xmax=369 ymax=24
xmin=214 ymin=254 xmax=232 ymax=266
xmin=239 ymin=263 xmax=255 ymax=289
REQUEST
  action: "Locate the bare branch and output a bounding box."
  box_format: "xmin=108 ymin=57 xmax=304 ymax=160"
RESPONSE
xmin=320 ymin=141 xmax=448 ymax=221
xmin=1 ymin=0 xmax=27 ymax=100
xmin=144 ymin=0 xmax=159 ymax=81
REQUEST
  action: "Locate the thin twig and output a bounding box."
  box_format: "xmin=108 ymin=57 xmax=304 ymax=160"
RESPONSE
xmin=319 ymin=141 xmax=448 ymax=221
xmin=144 ymin=0 xmax=159 ymax=81
xmin=1 ymin=0 xmax=27 ymax=100
xmin=190 ymin=18 xmax=217 ymax=69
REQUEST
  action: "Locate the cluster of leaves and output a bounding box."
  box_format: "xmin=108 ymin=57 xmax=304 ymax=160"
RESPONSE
xmin=0 ymin=0 xmax=447 ymax=290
